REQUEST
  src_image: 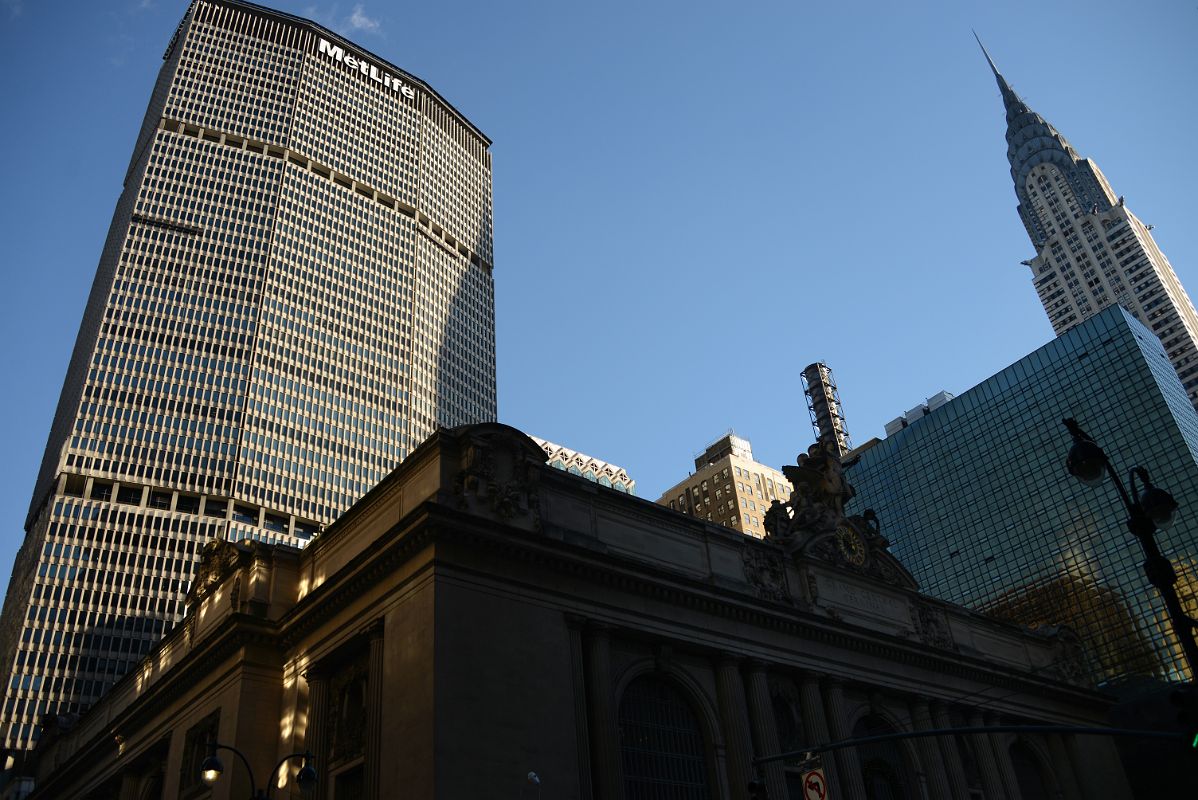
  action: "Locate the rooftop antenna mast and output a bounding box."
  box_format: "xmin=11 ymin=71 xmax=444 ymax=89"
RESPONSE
xmin=802 ymin=362 xmax=852 ymax=457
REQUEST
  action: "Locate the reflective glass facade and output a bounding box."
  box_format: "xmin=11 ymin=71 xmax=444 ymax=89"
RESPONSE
xmin=0 ymin=0 xmax=495 ymax=750
xmin=846 ymin=306 xmax=1198 ymax=686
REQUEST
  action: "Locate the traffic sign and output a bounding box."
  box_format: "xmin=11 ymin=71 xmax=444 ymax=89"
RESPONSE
xmin=800 ymin=764 xmax=828 ymax=800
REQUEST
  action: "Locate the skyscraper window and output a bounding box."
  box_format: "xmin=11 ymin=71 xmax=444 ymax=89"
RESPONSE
xmin=0 ymin=0 xmax=497 ymax=751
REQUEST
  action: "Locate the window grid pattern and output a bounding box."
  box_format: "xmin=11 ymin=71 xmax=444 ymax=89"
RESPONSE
xmin=618 ymin=676 xmax=711 ymax=800
xmin=166 ymin=18 xmax=302 ymax=146
xmin=417 ymin=96 xmax=494 ymax=264
xmin=1024 ymin=162 xmax=1198 ymax=409
xmin=69 ymin=130 xmax=272 ymax=499
xmin=658 ymin=454 xmax=791 ymax=538
xmin=0 ymin=0 xmax=496 ymax=752
xmin=1003 ymin=85 xmax=1198 ymax=412
xmin=239 ymin=165 xmax=418 ymax=521
xmin=2 ymin=499 xmax=221 ymax=748
xmin=847 ymin=306 xmax=1198 ymax=685
xmin=290 ymin=47 xmax=421 ymax=208
xmin=409 ymin=237 xmax=496 ymax=442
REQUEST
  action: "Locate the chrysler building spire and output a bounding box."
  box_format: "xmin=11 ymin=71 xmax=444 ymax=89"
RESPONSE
xmin=974 ymin=31 xmax=1025 ymax=119
xmin=980 ymin=41 xmax=1198 ymax=410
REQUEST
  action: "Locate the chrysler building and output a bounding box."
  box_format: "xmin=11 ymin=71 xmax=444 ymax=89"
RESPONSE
xmin=980 ymin=39 xmax=1198 ymax=410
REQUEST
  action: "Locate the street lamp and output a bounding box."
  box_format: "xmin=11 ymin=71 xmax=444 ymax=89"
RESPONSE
xmin=200 ymin=742 xmax=317 ymax=799
xmin=1062 ymin=418 xmax=1198 ymax=677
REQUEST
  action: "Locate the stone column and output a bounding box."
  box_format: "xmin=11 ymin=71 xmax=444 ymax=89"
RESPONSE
xmin=364 ymin=621 xmax=385 ymax=800
xmin=984 ymin=712 xmax=1022 ymax=800
xmin=566 ymin=616 xmax=594 ymax=800
xmin=583 ymin=623 xmax=621 ymax=800
xmin=929 ymin=702 xmax=969 ymax=798
xmin=715 ymin=655 xmax=754 ymax=800
xmin=303 ymin=670 xmax=330 ymax=800
xmin=910 ymin=698 xmax=952 ymax=800
xmin=1065 ymin=734 xmax=1101 ymax=798
xmin=823 ymin=678 xmax=866 ymax=800
xmin=116 ymin=774 xmax=141 ymax=800
xmin=1046 ymin=734 xmax=1083 ymax=800
xmin=967 ymin=710 xmax=1006 ymax=800
xmin=743 ymin=661 xmax=786 ymax=800
xmin=798 ymin=671 xmax=841 ymax=796
xmin=1066 ymin=734 xmax=1133 ymax=800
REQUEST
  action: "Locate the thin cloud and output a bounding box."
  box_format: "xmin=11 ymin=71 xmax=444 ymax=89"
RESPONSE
xmin=107 ymin=30 xmax=135 ymax=66
xmin=300 ymin=4 xmax=383 ymax=37
xmin=346 ymin=4 xmax=380 ymax=34
xmin=2 ymin=0 xmax=23 ymax=19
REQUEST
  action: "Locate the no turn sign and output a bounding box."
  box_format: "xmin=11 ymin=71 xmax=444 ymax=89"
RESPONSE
xmin=800 ymin=765 xmax=828 ymax=800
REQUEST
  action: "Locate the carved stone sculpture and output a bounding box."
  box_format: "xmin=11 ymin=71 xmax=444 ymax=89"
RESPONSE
xmin=184 ymin=539 xmax=248 ymax=609
xmin=451 ymin=425 xmax=543 ymax=532
xmin=911 ymin=603 xmax=956 ymax=650
xmin=742 ymin=546 xmax=790 ymax=604
xmin=765 ymin=441 xmax=856 ymax=550
xmin=763 ymin=444 xmax=918 ymax=590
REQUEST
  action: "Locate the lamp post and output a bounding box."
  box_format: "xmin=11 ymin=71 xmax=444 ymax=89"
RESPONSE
xmin=1062 ymin=417 xmax=1198 ymax=678
xmin=200 ymin=742 xmax=317 ymax=799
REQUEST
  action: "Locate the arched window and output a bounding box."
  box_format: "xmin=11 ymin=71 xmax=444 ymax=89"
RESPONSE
xmin=1009 ymin=740 xmax=1052 ymax=800
xmin=618 ymin=675 xmax=712 ymax=799
xmin=853 ymin=715 xmax=914 ymax=800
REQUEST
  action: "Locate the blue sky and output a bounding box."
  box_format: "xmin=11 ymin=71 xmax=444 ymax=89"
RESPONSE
xmin=0 ymin=0 xmax=1195 ymax=595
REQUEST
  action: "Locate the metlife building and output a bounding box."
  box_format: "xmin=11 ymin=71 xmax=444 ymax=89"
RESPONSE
xmin=0 ymin=0 xmax=496 ymax=750
xmin=846 ymin=305 xmax=1198 ymax=688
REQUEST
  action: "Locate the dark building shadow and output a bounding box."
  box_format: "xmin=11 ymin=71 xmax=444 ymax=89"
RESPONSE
xmin=4 ymin=613 xmax=170 ymax=763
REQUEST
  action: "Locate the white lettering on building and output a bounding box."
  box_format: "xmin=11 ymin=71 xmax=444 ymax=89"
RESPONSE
xmin=317 ymin=38 xmax=417 ymax=100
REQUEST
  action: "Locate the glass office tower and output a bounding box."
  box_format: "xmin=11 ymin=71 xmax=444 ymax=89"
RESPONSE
xmin=0 ymin=0 xmax=496 ymax=750
xmin=847 ymin=305 xmax=1198 ymax=686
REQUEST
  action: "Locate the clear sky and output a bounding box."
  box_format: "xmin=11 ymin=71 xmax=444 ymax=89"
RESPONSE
xmin=0 ymin=0 xmax=1195 ymax=597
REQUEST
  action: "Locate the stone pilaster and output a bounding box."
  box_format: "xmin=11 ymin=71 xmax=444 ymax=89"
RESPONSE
xmin=929 ymin=702 xmax=969 ymax=798
xmin=1046 ymin=734 xmax=1083 ymax=800
xmin=967 ymin=710 xmax=1006 ymax=800
xmin=566 ymin=616 xmax=594 ymax=800
xmin=798 ymin=671 xmax=840 ymax=795
xmin=116 ymin=774 xmax=141 ymax=800
xmin=743 ymin=661 xmax=785 ymax=800
xmin=910 ymin=698 xmax=952 ymax=800
xmin=823 ymin=678 xmax=866 ymax=800
xmin=984 ymin=712 xmax=1022 ymax=800
xmin=364 ymin=621 xmax=385 ymax=800
xmin=715 ymin=655 xmax=754 ymax=800
xmin=584 ymin=624 xmax=621 ymax=800
xmin=303 ymin=670 xmax=330 ymax=800
xmin=1066 ymin=734 xmax=1133 ymax=800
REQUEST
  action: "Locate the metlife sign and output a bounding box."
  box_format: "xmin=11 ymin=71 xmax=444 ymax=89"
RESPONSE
xmin=317 ymin=38 xmax=416 ymax=100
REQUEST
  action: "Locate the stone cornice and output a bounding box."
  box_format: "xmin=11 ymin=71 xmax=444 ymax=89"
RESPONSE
xmin=28 ymin=426 xmax=1114 ymax=794
xmin=278 ymin=496 xmax=1111 ymax=713
xmin=28 ymin=616 xmax=279 ymax=799
xmin=278 ymin=505 xmax=438 ymax=648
